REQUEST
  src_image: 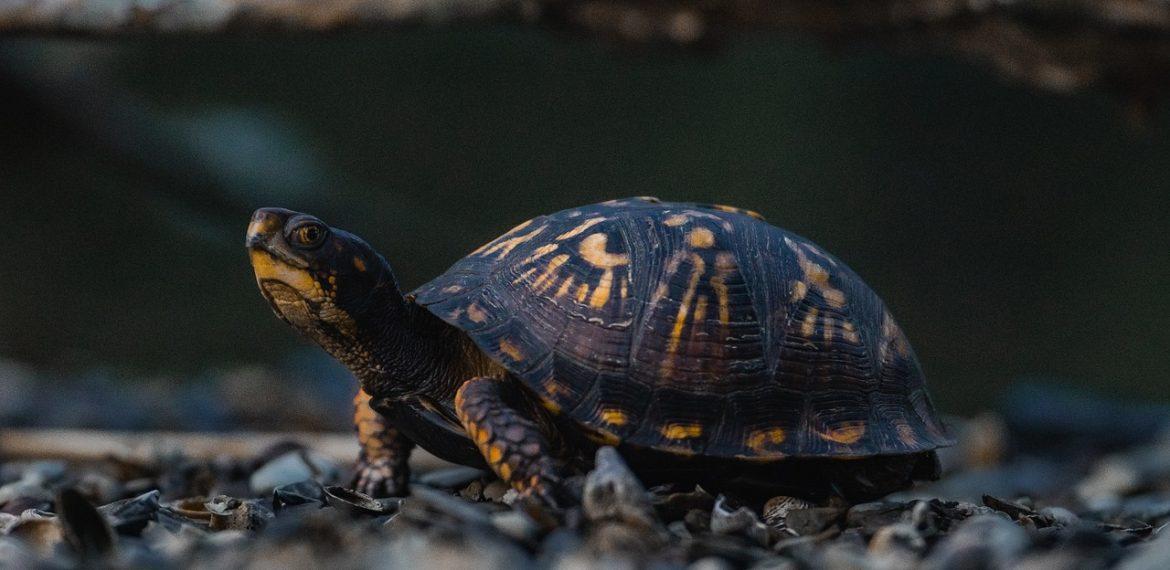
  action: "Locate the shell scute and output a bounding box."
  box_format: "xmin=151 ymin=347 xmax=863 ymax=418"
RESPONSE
xmin=414 ymin=198 xmax=952 ymax=459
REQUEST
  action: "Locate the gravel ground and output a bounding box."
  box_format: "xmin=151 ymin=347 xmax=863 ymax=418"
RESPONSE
xmin=4 ymin=399 xmax=1170 ymax=570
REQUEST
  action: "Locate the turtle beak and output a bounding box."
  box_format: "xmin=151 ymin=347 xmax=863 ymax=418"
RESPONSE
xmin=246 ymin=207 xmax=295 ymax=250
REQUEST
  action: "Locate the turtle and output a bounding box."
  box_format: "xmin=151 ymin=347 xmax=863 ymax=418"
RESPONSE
xmin=246 ymin=197 xmax=952 ymax=504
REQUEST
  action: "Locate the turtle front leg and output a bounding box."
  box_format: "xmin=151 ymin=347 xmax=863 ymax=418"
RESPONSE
xmin=352 ymin=388 xmax=414 ymax=497
xmin=455 ymin=376 xmax=570 ymax=506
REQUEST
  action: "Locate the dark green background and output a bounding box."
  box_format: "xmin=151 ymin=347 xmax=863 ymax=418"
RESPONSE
xmin=1 ymin=27 xmax=1167 ymax=414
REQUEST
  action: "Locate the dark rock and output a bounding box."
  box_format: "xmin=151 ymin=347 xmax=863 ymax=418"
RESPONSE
xmin=99 ymin=490 xmax=160 ymax=535
xmin=785 ymin=507 xmax=843 ymax=537
xmin=922 ymin=514 xmax=1029 ymax=570
xmin=205 ymin=495 xmax=274 ymax=531
xmin=56 ymin=488 xmax=115 ymax=562
xmin=323 ymin=486 xmax=401 ymax=517
xmin=761 ymin=496 xmax=812 ymax=529
xmin=653 ymin=485 xmax=716 ymax=522
xmin=250 ymin=450 xmax=339 ymax=495
xmin=844 ymin=501 xmax=908 ymax=534
xmin=272 ymin=480 xmax=327 ymax=512
xmin=582 ymin=447 xmax=656 ymax=529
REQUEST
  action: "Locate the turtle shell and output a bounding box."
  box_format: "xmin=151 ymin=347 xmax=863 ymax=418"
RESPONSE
xmin=412 ymin=197 xmax=951 ymax=459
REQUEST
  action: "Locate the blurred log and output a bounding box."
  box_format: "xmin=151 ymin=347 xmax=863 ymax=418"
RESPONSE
xmin=0 ymin=0 xmax=504 ymax=34
xmin=1 ymin=0 xmax=1168 ymax=99
xmin=0 ymin=428 xmax=454 ymax=471
xmin=0 ymin=0 xmax=1167 ymax=36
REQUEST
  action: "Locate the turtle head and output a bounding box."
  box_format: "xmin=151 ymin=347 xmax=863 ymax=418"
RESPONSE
xmin=246 ymin=208 xmax=401 ymax=365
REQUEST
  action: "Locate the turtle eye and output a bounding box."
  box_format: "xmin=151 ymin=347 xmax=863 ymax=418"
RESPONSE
xmin=290 ymin=222 xmax=328 ymax=249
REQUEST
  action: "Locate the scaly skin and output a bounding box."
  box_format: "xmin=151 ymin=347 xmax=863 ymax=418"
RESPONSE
xmin=454 ymin=376 xmax=570 ymax=506
xmin=352 ymin=388 xmax=413 ymax=497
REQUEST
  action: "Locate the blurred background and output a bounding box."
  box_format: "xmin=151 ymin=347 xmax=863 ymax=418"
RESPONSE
xmin=1 ymin=19 xmax=1168 ymax=432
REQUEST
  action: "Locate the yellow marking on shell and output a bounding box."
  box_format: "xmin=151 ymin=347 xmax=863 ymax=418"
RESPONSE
xmin=249 ymin=251 xmax=317 ymax=292
xmin=842 ymin=321 xmax=860 ymax=344
xmin=619 ymin=277 xmax=628 ymax=300
xmin=466 ymin=303 xmax=488 ymax=323
xmin=478 ymin=222 xmax=546 ymax=259
xmin=579 ymin=233 xmax=630 ymax=268
xmin=471 ymin=218 xmax=532 ymax=255
xmin=590 ymin=269 xmax=614 ymax=309
xmin=894 ymin=421 xmax=919 ymax=446
xmin=556 ymin=217 xmax=606 ymax=241
xmin=498 ymin=463 xmax=512 ymax=481
xmin=881 ymin=310 xmax=910 ymax=358
xmin=352 ymin=257 xmax=367 ymax=272
xmin=822 ymin=288 xmax=846 ymax=308
xmin=475 ymin=427 xmax=490 ymax=445
xmin=692 ymin=295 xmax=708 ymax=332
xmin=488 ymin=444 xmax=504 ymax=464
xmin=542 ymin=399 xmax=563 ymax=414
xmin=587 ymin=430 xmax=622 ymax=446
xmin=441 ymin=284 xmax=462 ymax=294
xmin=687 ymin=227 xmax=716 ymax=249
xmin=448 ymin=307 xmax=464 ymax=321
xmin=499 ymin=338 xmax=525 ymax=361
xmin=711 ymin=252 xmax=735 ymax=326
xmin=804 ymin=260 xmax=829 ymax=285
xmin=818 ymin=423 xmax=866 ymax=445
xmin=520 ymin=242 xmax=560 ymax=264
xmin=575 ymin=283 xmax=590 ymax=303
xmin=554 ymin=275 xmax=576 ymax=298
xmin=661 ymin=423 xmax=703 ymax=440
xmin=790 ymin=280 xmax=808 ymax=303
xmin=600 ymin=409 xmax=629 ymax=426
xmin=665 ymin=253 xmax=706 ymax=359
xmin=746 ymin=428 xmax=787 ymax=452
xmin=531 ymin=254 xmax=571 ymax=293
xmin=787 ymin=238 xmax=831 ymax=286
xmin=663 ymin=213 xmax=690 ymax=227
xmin=511 ymin=267 xmax=538 ymax=285
xmin=801 ymin=308 xmax=819 ymax=337
xmin=713 ymin=204 xmax=765 ymax=220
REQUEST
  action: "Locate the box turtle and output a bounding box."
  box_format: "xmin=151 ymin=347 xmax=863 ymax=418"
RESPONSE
xmin=246 ymin=197 xmax=952 ymax=504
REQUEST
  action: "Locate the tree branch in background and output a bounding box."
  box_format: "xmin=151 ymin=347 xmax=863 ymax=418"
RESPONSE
xmin=1 ymin=0 xmax=1169 ymax=102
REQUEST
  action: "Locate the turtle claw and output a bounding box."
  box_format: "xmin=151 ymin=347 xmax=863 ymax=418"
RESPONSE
xmin=352 ymin=456 xmax=408 ymax=498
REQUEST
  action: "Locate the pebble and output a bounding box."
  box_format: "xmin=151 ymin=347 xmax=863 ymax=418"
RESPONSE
xmin=4 ymin=413 xmax=1170 ymax=568
xmin=249 ymin=450 xmax=339 ymax=494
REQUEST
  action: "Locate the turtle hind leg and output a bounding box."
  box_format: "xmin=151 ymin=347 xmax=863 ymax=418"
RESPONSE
xmin=353 ymin=388 xmax=414 ymax=497
xmin=454 ymin=376 xmax=571 ymax=507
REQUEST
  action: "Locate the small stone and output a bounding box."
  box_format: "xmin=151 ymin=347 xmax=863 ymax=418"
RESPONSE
xmin=459 ymin=480 xmax=485 ymax=501
xmin=483 ymin=480 xmax=510 ymax=502
xmin=762 ymin=496 xmax=812 ymax=528
xmin=1118 ymin=523 xmax=1170 ymax=570
xmin=1039 ymin=506 xmax=1080 ymax=527
xmin=868 ymin=522 xmax=926 ymax=554
xmin=250 ymin=450 xmax=338 ymax=495
xmin=710 ymin=495 xmax=773 ymax=547
xmin=785 ymin=507 xmax=843 ymax=537
xmin=323 ymin=486 xmax=400 ymax=517
xmin=271 ymin=480 xmax=327 ymax=511
xmin=491 ymin=510 xmax=540 ymax=542
xmin=582 ymin=447 xmax=656 ymax=529
xmin=99 ymin=490 xmax=160 ymax=535
xmin=684 ymin=508 xmax=711 ymax=533
xmin=689 ymin=555 xmax=735 ymax=570
xmin=652 ymin=485 xmax=716 ymax=521
xmin=921 ymin=514 xmax=1029 ymax=570
xmin=844 ymin=502 xmax=908 ymax=534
